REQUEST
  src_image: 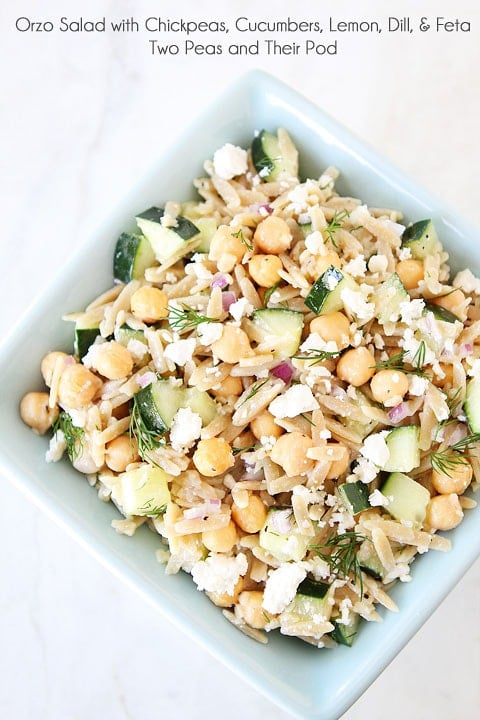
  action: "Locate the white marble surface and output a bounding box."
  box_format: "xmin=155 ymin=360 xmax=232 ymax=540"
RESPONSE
xmin=1 ymin=0 xmax=479 ymax=718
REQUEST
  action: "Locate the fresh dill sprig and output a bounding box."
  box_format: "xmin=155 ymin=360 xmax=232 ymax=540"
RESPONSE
xmin=373 ymin=347 xmax=428 ymax=377
xmin=231 ymin=227 xmax=253 ymax=251
xmin=168 ymin=304 xmax=215 ymax=333
xmin=139 ymin=498 xmax=167 ymax=516
xmin=232 ymin=444 xmax=258 ymax=456
xmin=430 ymin=432 xmax=480 ymax=476
xmin=311 ymin=531 xmax=367 ymax=596
xmin=324 ymin=210 xmax=350 ymax=248
xmin=53 ymin=411 xmax=84 ymax=462
xmin=264 ymin=280 xmax=282 ymax=306
xmin=436 ymin=388 xmax=464 ymax=435
xmin=129 ymin=394 xmax=164 ymax=462
xmin=293 ymin=348 xmax=341 ymax=366
xmin=299 ymin=413 xmax=316 ymax=426
xmin=413 ymin=340 xmax=426 ymax=370
xmin=239 ymin=379 xmax=269 ymax=406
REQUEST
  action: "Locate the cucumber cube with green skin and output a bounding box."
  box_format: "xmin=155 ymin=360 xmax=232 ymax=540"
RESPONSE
xmin=331 ymin=613 xmax=361 ymax=647
xmin=383 ymin=426 xmax=420 ymax=473
xmin=374 ymin=272 xmax=408 ymax=324
xmin=357 ymin=540 xmax=385 ymax=580
xmin=115 ymin=324 xmax=148 ymax=347
xmin=184 ymin=387 xmax=217 ymax=425
xmin=112 ymin=465 xmax=171 ymax=517
xmin=251 ymin=129 xmax=297 ymax=182
xmin=380 ymin=472 xmax=430 ymax=527
xmin=259 ymin=507 xmax=310 ymax=562
xmin=402 ymin=219 xmax=440 ymax=259
xmin=134 ymin=379 xmax=217 ymax=436
xmin=288 ymin=578 xmax=330 ymax=619
xmin=423 ymin=301 xmax=460 ymax=324
xmin=305 ymin=265 xmax=357 ymax=315
xmin=338 ymin=481 xmax=370 ymax=515
xmin=74 ymin=326 xmax=100 ymax=360
xmin=251 ymin=308 xmax=304 ymax=358
xmin=193 ymin=217 xmax=217 ymax=253
xmin=465 ymin=376 xmax=480 ymax=432
xmin=113 ymin=232 xmax=156 ymax=283
xmin=136 ymin=207 xmax=200 ymax=263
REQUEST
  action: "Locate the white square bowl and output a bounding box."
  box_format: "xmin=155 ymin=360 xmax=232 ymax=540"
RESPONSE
xmin=0 ymin=70 xmax=479 ymax=720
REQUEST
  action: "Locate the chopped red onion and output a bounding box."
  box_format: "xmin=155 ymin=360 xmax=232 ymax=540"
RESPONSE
xmin=269 ymin=508 xmax=293 ymax=534
xmin=64 ymin=355 xmax=76 ymax=366
xmin=208 ymin=498 xmax=222 ymax=509
xmin=137 ymin=371 xmax=157 ymax=389
xmin=271 ymin=361 xmax=293 ymax=384
xmin=259 ymin=203 xmax=273 ymax=215
xmin=222 ymin=291 xmax=236 ymax=311
xmin=388 ymin=402 xmax=410 ymax=423
xmin=183 ymin=506 xmax=206 ymax=520
xmin=211 ymin=274 xmax=229 ymax=290
xmin=461 ymin=343 xmax=473 ymax=358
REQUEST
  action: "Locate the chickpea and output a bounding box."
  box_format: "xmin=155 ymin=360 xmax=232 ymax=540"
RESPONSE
xmin=370 ymin=369 xmax=409 ymax=407
xmin=238 ymin=590 xmax=270 ymax=629
xmin=202 ymin=520 xmax=238 ymax=553
xmin=231 ymin=493 xmax=267 ymax=534
xmin=425 ymin=493 xmax=463 ymax=531
xmin=210 ymin=325 xmax=253 ymax=363
xmin=105 ymin=435 xmax=139 ymax=472
xmin=209 ymin=225 xmax=246 ymax=272
xmin=432 ymin=462 xmax=473 ymax=495
xmin=325 ymin=444 xmax=350 ymax=480
xmin=396 ymin=259 xmax=424 ymax=290
xmin=310 ymin=251 xmax=342 ymax=279
xmin=430 ymin=289 xmax=466 ymax=319
xmin=20 ymin=391 xmax=59 ymax=435
xmin=211 ymin=375 xmax=244 ymax=399
xmin=130 ymin=286 xmax=168 ymax=323
xmin=310 ymin=312 xmax=350 ymax=350
xmin=248 ymin=254 xmax=283 ymax=287
xmin=270 ymin=431 xmax=315 ymax=477
xmin=254 ymin=216 xmax=292 ymax=255
xmin=193 ymin=437 xmax=235 ymax=477
xmin=250 ymin=410 xmax=284 ymax=440
xmin=336 ymin=347 xmax=376 ymax=387
xmin=93 ymin=342 xmax=133 ymax=380
xmin=207 ymin=576 xmax=244 ymax=608
xmin=433 ymin=363 xmax=454 ymax=389
xmin=58 ymin=364 xmax=102 ymax=408
xmin=41 ymin=351 xmax=69 ymax=387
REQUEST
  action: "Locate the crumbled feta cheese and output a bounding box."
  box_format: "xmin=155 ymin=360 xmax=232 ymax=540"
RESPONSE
xmin=169 ymin=407 xmax=202 ymax=451
xmin=305 ymin=231 xmax=325 ymax=255
xmin=319 ymin=429 xmax=332 ymax=440
xmin=260 ymin=435 xmax=276 ymax=451
xmin=343 ymin=254 xmax=367 ymax=278
xmin=399 ymin=298 xmax=425 ymax=324
xmin=298 ymin=212 xmax=311 ymax=225
xmin=401 ymin=329 xmax=435 ymax=366
xmin=287 ymin=184 xmax=310 ymax=211
xmin=160 ymin=212 xmax=178 ymax=228
xmin=68 ymin=409 xmax=87 ymax=428
xmin=325 ymin=272 xmax=341 ymax=291
xmin=300 ymin=333 xmax=338 ymax=354
xmin=340 ymin=288 xmax=375 ymax=321
xmin=164 ymin=338 xmax=196 ymax=366
xmin=188 ymin=262 xmax=213 ymax=280
xmin=360 ymin=432 xmax=390 ymax=468
xmin=269 ymin=385 xmax=319 ymax=419
xmin=348 ymin=204 xmax=371 ymax=226
xmin=45 ymin=430 xmax=66 ymax=463
xmin=373 ymin=333 xmax=385 ymax=350
xmin=409 ymin=375 xmax=428 ymax=396
xmin=368 ymin=254 xmax=389 ymax=273
xmin=229 ymin=297 xmax=254 ymax=322
xmin=262 ymin=563 xmax=307 ymax=614
xmin=368 ymin=489 xmax=390 ymax=507
xmin=197 ymin=322 xmax=223 ymax=346
xmin=398 ymin=247 xmax=412 ymax=261
xmin=350 ymin=457 xmax=378 ymax=484
xmin=453 ymin=268 xmax=480 ymax=295
xmin=191 ymin=553 xmax=248 ymax=595
xmin=212 ymin=143 xmax=248 ymax=180
xmin=126 ymin=338 xmax=149 ymax=362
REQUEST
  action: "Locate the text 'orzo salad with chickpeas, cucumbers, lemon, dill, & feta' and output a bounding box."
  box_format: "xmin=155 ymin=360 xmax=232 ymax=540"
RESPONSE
xmin=20 ymin=128 xmax=480 ymax=647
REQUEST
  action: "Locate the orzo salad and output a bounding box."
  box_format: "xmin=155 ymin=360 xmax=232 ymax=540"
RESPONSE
xmin=20 ymin=129 xmax=480 ymax=647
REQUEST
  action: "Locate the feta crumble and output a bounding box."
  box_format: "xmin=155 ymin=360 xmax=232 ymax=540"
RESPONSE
xmin=453 ymin=268 xmax=480 ymax=295
xmin=164 ymin=338 xmax=196 ymax=366
xmin=213 ymin=143 xmax=248 ymax=180
xmin=191 ymin=553 xmax=248 ymax=595
xmin=398 ymin=246 xmax=412 ymax=260
xmin=45 ymin=430 xmax=66 ymax=463
xmin=197 ymin=322 xmax=223 ymax=346
xmin=409 ymin=374 xmax=428 ymax=396
xmin=360 ymin=432 xmax=390 ymax=468
xmin=368 ymin=489 xmax=390 ymax=507
xmin=262 ymin=563 xmax=307 ymax=614
xmin=340 ymin=287 xmax=375 ymax=321
xmin=399 ymin=298 xmax=425 ymax=324
xmin=269 ymin=384 xmax=319 ymax=419
xmin=229 ymin=297 xmax=254 ymax=322
xmin=169 ymin=407 xmax=202 ymax=451
xmin=368 ymin=254 xmax=389 ymax=273
xmin=343 ymin=254 xmax=367 ymax=278
xmin=349 ymin=456 xmax=378 ymax=484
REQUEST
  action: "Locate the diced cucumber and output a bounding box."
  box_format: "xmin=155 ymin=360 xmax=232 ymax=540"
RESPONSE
xmin=298 ymin=220 xmax=312 ymax=238
xmin=184 ymin=387 xmax=217 ymax=426
xmin=194 ymin=217 xmax=217 ymax=253
xmin=341 ymin=391 xmax=379 ymax=440
xmin=402 ymin=219 xmax=440 ymax=259
xmin=465 ymin=376 xmax=480 ymax=432
xmin=330 ymin=613 xmax=361 ymax=647
xmin=338 ymin=481 xmax=370 ymax=515
xmin=74 ymin=324 xmax=100 ymax=361
xmin=380 ymin=472 xmax=430 ymax=527
xmin=115 ymin=324 xmax=147 ymax=347
xmin=424 ymin=300 xmax=460 ymax=324
xmin=111 ymin=465 xmax=171 ymax=517
xmin=287 ymin=578 xmax=330 ymax=618
xmin=113 ymin=232 xmax=156 ymax=284
xmin=259 ymin=507 xmax=310 ymax=562
xmin=374 ymin=273 xmax=409 ymax=324
xmin=250 ymin=308 xmax=304 ymax=358
xmin=383 ymin=426 xmax=420 ymax=473
xmin=134 ymin=379 xmax=217 ymax=435
xmin=305 ymin=265 xmax=357 ymax=315
xmin=251 ymin=129 xmax=297 ymax=181
xmin=136 ymin=207 xmax=200 ymax=263
xmin=357 ymin=540 xmax=385 ymax=580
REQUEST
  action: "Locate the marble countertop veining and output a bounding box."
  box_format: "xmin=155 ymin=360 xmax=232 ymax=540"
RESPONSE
xmin=1 ymin=0 xmax=479 ymax=718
